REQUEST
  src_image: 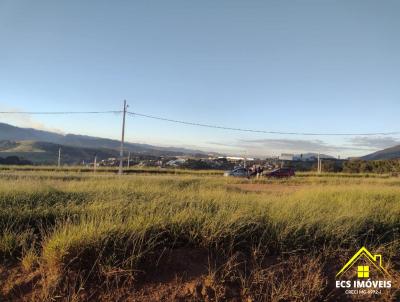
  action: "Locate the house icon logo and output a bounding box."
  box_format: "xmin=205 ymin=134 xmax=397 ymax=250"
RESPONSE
xmin=336 ymin=246 xmax=390 ymax=279
xmin=335 ymin=247 xmax=392 ymax=295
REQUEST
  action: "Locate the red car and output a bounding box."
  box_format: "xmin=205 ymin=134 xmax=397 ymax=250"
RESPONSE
xmin=266 ymin=168 xmax=295 ymax=178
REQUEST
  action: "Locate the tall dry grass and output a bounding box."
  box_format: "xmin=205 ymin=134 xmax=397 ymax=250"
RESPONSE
xmin=0 ymin=170 xmax=399 ymax=300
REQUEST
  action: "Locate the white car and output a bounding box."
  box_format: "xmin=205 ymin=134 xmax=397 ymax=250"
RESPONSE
xmin=223 ymin=167 xmax=249 ymax=177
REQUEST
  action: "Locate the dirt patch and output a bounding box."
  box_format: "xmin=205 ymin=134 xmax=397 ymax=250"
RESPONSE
xmin=140 ymin=247 xmax=209 ymax=283
xmin=3 ymin=249 xmax=399 ymax=301
xmin=0 ymin=265 xmax=42 ymax=302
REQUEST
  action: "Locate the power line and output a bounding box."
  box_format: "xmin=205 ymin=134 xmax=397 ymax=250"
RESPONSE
xmin=0 ymin=111 xmax=121 ymax=114
xmin=127 ymin=111 xmax=400 ymax=136
xmin=0 ymin=109 xmax=399 ymax=136
xmin=119 ymin=101 xmax=128 ymax=175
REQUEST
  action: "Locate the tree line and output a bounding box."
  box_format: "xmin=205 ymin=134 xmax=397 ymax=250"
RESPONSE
xmin=0 ymin=156 xmax=33 ymax=165
xmin=284 ymin=159 xmax=400 ymax=174
xmin=342 ymin=159 xmax=400 ymax=174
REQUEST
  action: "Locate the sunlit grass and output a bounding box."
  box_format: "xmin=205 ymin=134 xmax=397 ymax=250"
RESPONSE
xmin=1 ymin=169 xmax=399 ymax=299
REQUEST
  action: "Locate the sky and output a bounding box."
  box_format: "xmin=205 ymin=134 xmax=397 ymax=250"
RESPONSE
xmin=1 ymin=0 xmax=400 ymax=158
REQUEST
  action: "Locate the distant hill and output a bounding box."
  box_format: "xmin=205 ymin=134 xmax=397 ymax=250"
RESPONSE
xmin=0 ymin=140 xmax=120 ymax=164
xmin=0 ymin=122 xmax=208 ymax=158
xmin=360 ymin=145 xmax=400 ymax=160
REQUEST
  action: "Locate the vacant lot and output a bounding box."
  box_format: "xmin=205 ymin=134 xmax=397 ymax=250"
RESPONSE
xmin=1 ymin=168 xmax=400 ymax=301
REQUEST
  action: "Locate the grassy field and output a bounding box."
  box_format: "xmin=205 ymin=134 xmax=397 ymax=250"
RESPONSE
xmin=1 ymin=168 xmax=400 ymax=301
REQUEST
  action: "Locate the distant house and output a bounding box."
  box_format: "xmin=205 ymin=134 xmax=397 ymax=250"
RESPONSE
xmin=166 ymin=158 xmax=187 ymax=167
xmin=293 ymin=154 xmax=316 ymax=161
xmin=280 ymin=153 xmax=295 ymax=161
xmin=217 ymin=156 xmax=255 ymax=162
xmin=280 ymin=153 xmax=335 ymax=162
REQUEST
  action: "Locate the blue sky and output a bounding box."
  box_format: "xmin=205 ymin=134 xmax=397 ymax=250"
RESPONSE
xmin=1 ymin=0 xmax=399 ymax=157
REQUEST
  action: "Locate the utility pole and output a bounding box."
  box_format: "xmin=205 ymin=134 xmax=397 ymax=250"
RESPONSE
xmin=127 ymin=151 xmax=131 ymax=169
xmin=317 ymin=153 xmax=321 ymax=173
xmin=94 ymin=154 xmax=97 ymax=173
xmin=119 ymin=100 xmax=128 ymax=175
xmin=58 ymin=147 xmax=61 ymax=168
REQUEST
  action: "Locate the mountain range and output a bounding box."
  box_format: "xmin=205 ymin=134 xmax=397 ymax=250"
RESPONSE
xmin=0 ymin=123 xmax=209 ymax=164
xmin=360 ymin=145 xmax=400 ymax=161
xmin=1 ymin=122 xmax=400 ymax=164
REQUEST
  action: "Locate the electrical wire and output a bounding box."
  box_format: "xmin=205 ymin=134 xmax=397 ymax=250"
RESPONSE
xmin=127 ymin=111 xmax=400 ymax=136
xmin=0 ymin=111 xmax=121 ymax=114
xmin=0 ymin=110 xmax=398 ymax=136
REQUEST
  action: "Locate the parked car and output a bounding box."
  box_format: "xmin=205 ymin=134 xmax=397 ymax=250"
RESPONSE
xmin=223 ymin=167 xmax=249 ymax=177
xmin=265 ymin=168 xmax=295 ymax=178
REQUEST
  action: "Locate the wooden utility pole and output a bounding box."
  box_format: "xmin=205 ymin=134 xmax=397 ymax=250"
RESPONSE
xmin=119 ymin=100 xmax=128 ymax=175
xmin=58 ymin=147 xmax=61 ymax=168
xmin=317 ymin=153 xmax=323 ymax=173
xmin=94 ymin=155 xmax=97 ymax=173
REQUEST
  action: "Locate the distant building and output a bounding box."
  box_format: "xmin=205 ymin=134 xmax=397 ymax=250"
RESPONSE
xmin=280 ymin=153 xmax=295 ymax=161
xmin=166 ymin=158 xmax=187 ymax=167
xmin=294 ymin=154 xmax=315 ymax=161
xmin=218 ymin=156 xmax=255 ymax=162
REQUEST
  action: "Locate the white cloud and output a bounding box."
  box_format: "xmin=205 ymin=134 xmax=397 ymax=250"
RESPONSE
xmin=209 ymin=138 xmax=376 ymax=157
xmin=0 ymin=104 xmax=64 ymax=134
xmin=349 ymin=136 xmax=400 ymax=149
